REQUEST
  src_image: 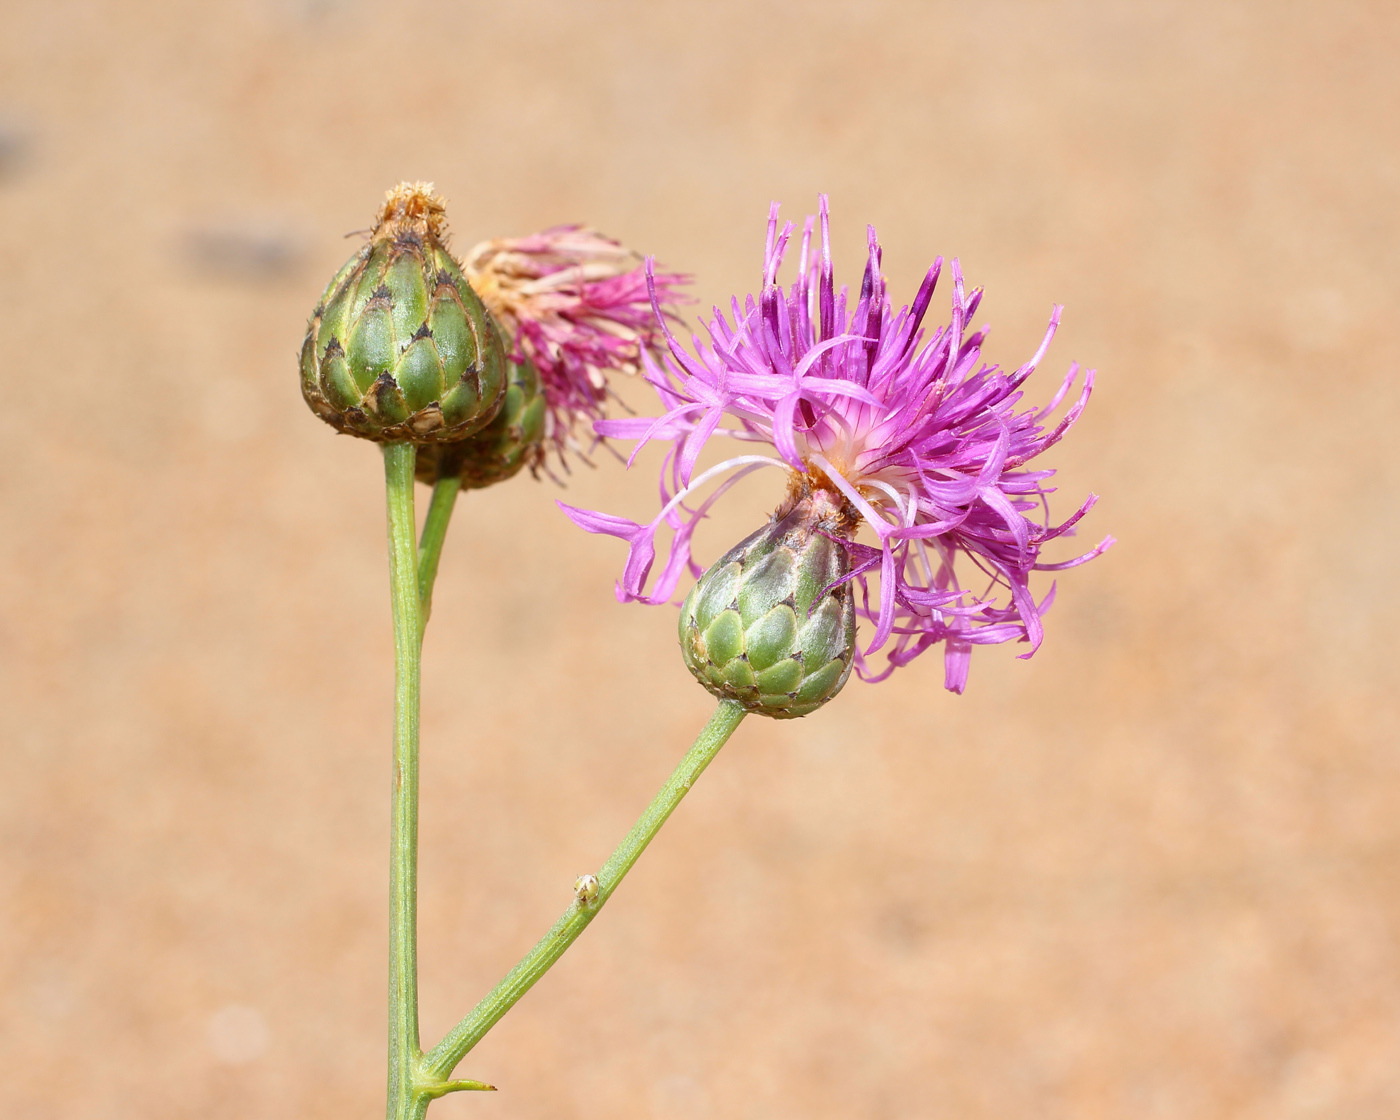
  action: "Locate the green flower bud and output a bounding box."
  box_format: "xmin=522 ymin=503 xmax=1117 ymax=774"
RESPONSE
xmin=300 ymin=182 xmax=508 ymax=443
xmin=679 ymin=488 xmax=857 ymax=719
xmin=414 ymin=355 xmax=547 ymax=490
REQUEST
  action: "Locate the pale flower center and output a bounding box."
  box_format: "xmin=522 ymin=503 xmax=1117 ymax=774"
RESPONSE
xmin=793 ymin=422 xmax=917 ymax=527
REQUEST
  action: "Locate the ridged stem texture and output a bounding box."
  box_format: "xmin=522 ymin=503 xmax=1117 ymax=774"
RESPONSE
xmin=383 ymin=443 xmax=426 ymax=1120
xmin=423 ymin=699 xmax=747 ymax=1081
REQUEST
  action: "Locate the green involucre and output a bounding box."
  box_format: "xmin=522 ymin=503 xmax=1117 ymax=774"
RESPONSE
xmin=679 ymin=497 xmax=857 ymax=718
xmin=301 ymin=232 xmax=507 ymax=443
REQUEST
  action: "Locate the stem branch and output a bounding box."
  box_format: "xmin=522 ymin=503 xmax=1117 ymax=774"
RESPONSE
xmin=423 ymin=700 xmax=747 ymax=1080
xmin=416 ymin=473 xmax=461 ymax=622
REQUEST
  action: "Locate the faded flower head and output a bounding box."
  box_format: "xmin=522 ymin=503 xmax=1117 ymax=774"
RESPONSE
xmin=562 ymin=197 xmax=1112 ymax=694
xmin=462 ymin=227 xmax=688 ymax=472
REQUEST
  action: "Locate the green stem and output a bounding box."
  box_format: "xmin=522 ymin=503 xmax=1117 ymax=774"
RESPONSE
xmin=423 ymin=699 xmax=748 ymax=1081
xmin=383 ymin=443 xmax=425 ymax=1120
xmin=416 ymin=474 xmax=461 ymax=623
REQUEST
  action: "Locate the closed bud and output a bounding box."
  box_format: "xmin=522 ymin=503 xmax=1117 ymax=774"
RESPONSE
xmin=415 ymin=355 xmax=546 ymax=490
xmin=300 ymin=182 xmax=508 ymax=443
xmin=679 ymin=487 xmax=857 ymax=719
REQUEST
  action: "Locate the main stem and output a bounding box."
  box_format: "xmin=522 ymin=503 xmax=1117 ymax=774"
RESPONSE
xmin=383 ymin=442 xmax=425 ymax=1120
xmin=423 ymin=699 xmax=747 ymax=1082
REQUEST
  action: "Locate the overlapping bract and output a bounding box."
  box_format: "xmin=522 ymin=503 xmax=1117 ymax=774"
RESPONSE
xmin=562 ymin=198 xmax=1112 ymax=693
xmin=300 ymin=183 xmax=507 ymax=444
xmin=462 ymin=227 xmax=689 ymax=472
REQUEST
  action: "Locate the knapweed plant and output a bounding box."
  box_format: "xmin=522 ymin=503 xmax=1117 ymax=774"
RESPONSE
xmin=299 ymin=183 xmax=1111 ymax=1119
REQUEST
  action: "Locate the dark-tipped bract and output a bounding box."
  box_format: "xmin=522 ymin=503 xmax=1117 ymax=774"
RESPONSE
xmin=300 ymin=183 xmax=508 ymax=444
xmin=679 ymin=487 xmax=857 ymax=719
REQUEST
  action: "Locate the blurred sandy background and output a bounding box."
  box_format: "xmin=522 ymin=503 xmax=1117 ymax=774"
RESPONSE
xmin=2 ymin=2 xmax=1397 ymax=1117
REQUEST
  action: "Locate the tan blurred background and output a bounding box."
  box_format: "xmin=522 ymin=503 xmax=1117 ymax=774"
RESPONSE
xmin=2 ymin=1 xmax=1398 ymax=1117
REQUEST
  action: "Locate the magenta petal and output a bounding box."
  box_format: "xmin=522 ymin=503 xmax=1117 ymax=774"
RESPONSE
xmin=556 ymin=502 xmax=643 ymax=539
xmin=556 ymin=502 xmax=658 ymax=601
xmin=676 ymin=407 xmax=722 ymax=486
xmin=943 ymin=637 xmax=971 ymax=694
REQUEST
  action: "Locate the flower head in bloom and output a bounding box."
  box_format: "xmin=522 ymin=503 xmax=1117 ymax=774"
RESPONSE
xmin=561 ymin=198 xmax=1112 ymax=693
xmin=462 ymin=227 xmax=689 ymax=471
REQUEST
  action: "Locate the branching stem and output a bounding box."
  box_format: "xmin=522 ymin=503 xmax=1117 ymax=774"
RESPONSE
xmin=423 ymin=700 xmax=747 ymax=1081
xmin=382 ymin=445 xmax=744 ymax=1111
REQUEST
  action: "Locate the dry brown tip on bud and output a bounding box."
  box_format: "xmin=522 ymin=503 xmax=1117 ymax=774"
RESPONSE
xmin=775 ymin=467 xmax=862 ymax=536
xmin=374 ymin=181 xmax=448 ymax=242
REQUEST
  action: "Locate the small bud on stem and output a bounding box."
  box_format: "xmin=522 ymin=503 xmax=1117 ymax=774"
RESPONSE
xmin=573 ymin=874 xmax=600 ymax=904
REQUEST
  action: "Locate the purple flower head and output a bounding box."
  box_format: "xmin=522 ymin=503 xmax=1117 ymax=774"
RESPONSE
xmin=561 ymin=198 xmax=1112 ymax=693
xmin=463 ymin=227 xmax=689 ymax=470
